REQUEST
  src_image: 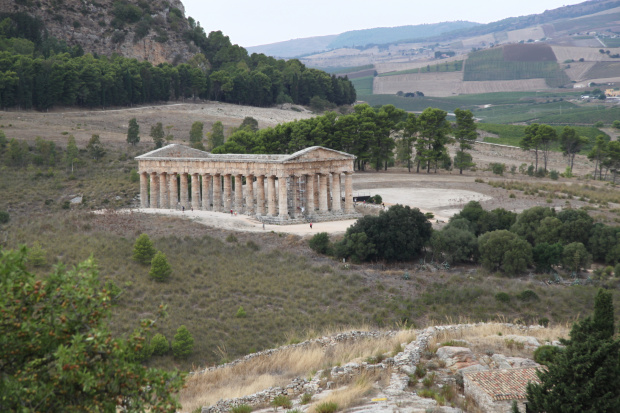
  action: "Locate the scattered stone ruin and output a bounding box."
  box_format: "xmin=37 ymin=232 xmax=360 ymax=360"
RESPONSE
xmin=136 ymin=145 xmax=361 ymax=224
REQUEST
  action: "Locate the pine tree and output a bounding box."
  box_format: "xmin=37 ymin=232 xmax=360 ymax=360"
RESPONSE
xmin=149 ymin=251 xmax=171 ymax=282
xmin=86 ymin=134 xmax=105 ymax=160
xmin=453 ymin=108 xmax=477 ymax=174
xmin=171 ymin=325 xmax=194 ymax=359
xmin=526 ymin=288 xmax=620 ymax=412
xmin=127 ymin=118 xmax=140 ymax=146
xmin=189 ymin=121 xmax=204 ymax=150
xmin=150 ymin=122 xmax=165 ymax=149
xmin=64 ymin=135 xmax=79 ymax=173
xmin=132 ymin=233 xmax=156 ymax=264
xmin=151 ymin=333 xmax=169 ymax=356
xmin=208 ymin=121 xmax=225 ymax=150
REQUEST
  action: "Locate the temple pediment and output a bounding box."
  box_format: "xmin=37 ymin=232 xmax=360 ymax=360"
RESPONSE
xmin=136 ymin=144 xmax=210 ymax=160
xmin=283 ymin=146 xmax=356 ymax=162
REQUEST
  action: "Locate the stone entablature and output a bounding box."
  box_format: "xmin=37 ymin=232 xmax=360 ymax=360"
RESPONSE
xmin=136 ymin=144 xmax=359 ymax=223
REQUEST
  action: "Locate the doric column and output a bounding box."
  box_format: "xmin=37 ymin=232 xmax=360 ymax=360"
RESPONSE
xmin=318 ymin=173 xmax=328 ymax=213
xmin=169 ymin=173 xmax=178 ymax=208
xmin=305 ymin=173 xmax=314 ymax=214
xmin=327 ymin=173 xmax=332 ymax=211
xmin=180 ymin=173 xmax=189 ymax=208
xmin=256 ymin=175 xmax=266 ymax=215
xmin=314 ymin=174 xmax=320 ymax=211
xmin=149 ymin=173 xmax=159 ymax=208
xmin=223 ymin=174 xmax=232 ymax=212
xmin=245 ymin=174 xmax=255 ymax=215
xmin=267 ymin=175 xmax=277 ymax=216
xmin=332 ymin=172 xmax=342 ymax=213
xmin=290 ymin=175 xmax=298 ymax=218
xmin=140 ymin=172 xmax=148 ymax=208
xmin=213 ymin=174 xmax=221 ymax=212
xmin=278 ymin=175 xmax=289 ymax=219
xmin=344 ymin=172 xmax=355 ymax=214
xmin=234 ymin=174 xmax=243 ymax=213
xmin=191 ymin=173 xmax=200 ymax=210
xmin=159 ymin=172 xmax=169 ymax=209
xmin=201 ymin=173 xmax=211 ymax=211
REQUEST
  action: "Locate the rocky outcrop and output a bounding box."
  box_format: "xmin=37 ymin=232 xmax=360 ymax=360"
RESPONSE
xmin=0 ymin=0 xmax=194 ymax=65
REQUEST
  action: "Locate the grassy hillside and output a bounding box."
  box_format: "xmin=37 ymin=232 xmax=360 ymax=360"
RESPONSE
xmin=351 ymin=76 xmax=374 ymax=96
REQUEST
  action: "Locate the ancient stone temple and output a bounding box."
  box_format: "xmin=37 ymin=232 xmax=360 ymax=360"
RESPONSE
xmin=136 ymin=144 xmax=360 ymax=224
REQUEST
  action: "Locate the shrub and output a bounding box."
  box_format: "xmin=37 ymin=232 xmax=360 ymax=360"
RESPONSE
xmin=133 ymin=233 xmax=156 ymax=264
xmin=226 ymin=233 xmax=238 ymax=243
xmin=151 ymin=333 xmax=169 ymax=356
xmin=172 ymin=325 xmax=194 ymax=359
xmin=315 ymin=402 xmax=338 ymax=413
xmin=230 ymin=405 xmax=252 ymax=413
xmin=300 ymin=393 xmax=312 ymax=405
xmin=517 ymin=289 xmax=539 ymax=302
xmin=28 ymin=242 xmax=47 ymax=267
xmin=527 ymin=165 xmax=535 ymax=176
xmin=270 ymin=395 xmax=292 ymax=410
xmin=0 ymin=210 xmax=9 ymax=224
xmin=495 ymin=292 xmax=511 ymax=303
xmin=414 ymin=363 xmax=427 ymax=378
xmin=372 ymin=194 xmax=383 ymax=204
xmin=235 ymin=306 xmax=247 ymax=318
xmin=615 ymin=263 xmax=620 ymax=277
xmin=149 ymin=251 xmax=171 ymax=282
xmin=490 ymin=162 xmax=506 ymax=175
xmin=549 ymin=170 xmax=559 ymax=180
xmin=422 ymin=372 xmax=436 ymax=388
xmin=538 ymin=317 xmax=550 ymax=327
xmin=309 ymin=232 xmax=330 ymax=254
xmin=431 ymin=224 xmax=478 ymax=264
xmin=533 ymin=345 xmax=561 ymax=366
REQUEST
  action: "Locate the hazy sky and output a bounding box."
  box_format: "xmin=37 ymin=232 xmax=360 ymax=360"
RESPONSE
xmin=181 ymin=0 xmax=583 ymax=47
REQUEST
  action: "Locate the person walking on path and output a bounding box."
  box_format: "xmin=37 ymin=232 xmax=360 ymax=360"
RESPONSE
xmin=310 ymin=222 xmax=313 ymax=229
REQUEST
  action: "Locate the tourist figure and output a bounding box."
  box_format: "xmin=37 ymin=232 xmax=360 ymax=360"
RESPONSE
xmin=262 ymin=222 xmax=265 ymax=230
xmin=182 ymin=206 xmax=185 ymax=212
xmin=230 ymin=209 xmax=233 ymax=215
xmin=310 ymin=222 xmax=313 ymax=229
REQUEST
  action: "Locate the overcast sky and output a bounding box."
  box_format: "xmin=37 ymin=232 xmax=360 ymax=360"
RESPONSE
xmin=181 ymin=0 xmax=583 ymax=47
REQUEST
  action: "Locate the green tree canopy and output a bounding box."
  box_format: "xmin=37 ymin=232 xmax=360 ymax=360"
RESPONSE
xmin=133 ymin=233 xmax=156 ymax=264
xmin=127 ymin=118 xmax=140 ymax=146
xmin=150 ymin=122 xmax=165 ymax=149
xmin=0 ymin=247 xmax=184 ymax=412
xmin=171 ymin=325 xmax=194 ymax=359
xmin=337 ymin=204 xmax=432 ymax=262
xmin=453 ymin=108 xmax=477 ymax=174
xmin=149 ymin=251 xmax=172 ymax=282
xmin=87 ymin=134 xmax=106 ymax=160
xmin=478 ymin=230 xmax=533 ymax=276
xmin=526 ymin=289 xmax=620 ymax=412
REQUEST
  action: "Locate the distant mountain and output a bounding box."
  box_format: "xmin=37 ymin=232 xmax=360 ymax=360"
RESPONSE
xmin=327 ymin=21 xmax=481 ymax=49
xmin=246 ymin=34 xmax=338 ymax=58
xmin=247 ymin=21 xmax=480 ymax=58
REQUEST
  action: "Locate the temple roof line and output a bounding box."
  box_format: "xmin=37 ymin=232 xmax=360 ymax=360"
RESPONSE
xmin=136 ymin=144 xmax=356 ymax=163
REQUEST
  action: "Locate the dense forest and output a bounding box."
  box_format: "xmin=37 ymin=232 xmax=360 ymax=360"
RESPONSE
xmin=0 ymin=12 xmax=356 ymax=110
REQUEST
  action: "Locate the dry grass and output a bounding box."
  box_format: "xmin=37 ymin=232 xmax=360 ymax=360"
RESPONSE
xmin=179 ymin=329 xmax=415 ymax=413
xmin=310 ymin=372 xmax=383 ymax=412
xmin=428 ymin=322 xmax=570 ymax=358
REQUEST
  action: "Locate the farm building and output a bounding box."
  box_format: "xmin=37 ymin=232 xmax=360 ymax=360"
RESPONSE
xmin=605 ymin=88 xmax=620 ymax=97
xmin=463 ymin=367 xmax=541 ymax=413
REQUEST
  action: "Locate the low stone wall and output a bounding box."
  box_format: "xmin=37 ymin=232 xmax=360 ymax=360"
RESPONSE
xmin=257 ymin=212 xmax=362 ymax=225
xmin=197 ymin=323 xmax=546 ymax=413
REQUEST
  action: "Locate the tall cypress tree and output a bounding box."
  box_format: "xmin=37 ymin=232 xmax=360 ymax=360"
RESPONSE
xmin=526 ymin=289 xmax=620 ymax=412
xmin=127 ymin=118 xmax=140 ymax=146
